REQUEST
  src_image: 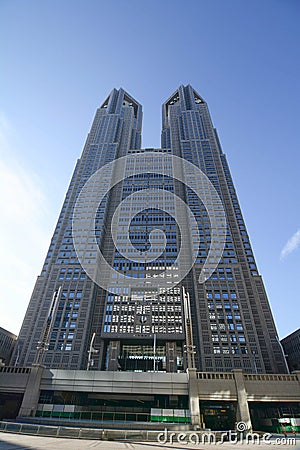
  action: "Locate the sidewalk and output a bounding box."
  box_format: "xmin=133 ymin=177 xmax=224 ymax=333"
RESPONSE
xmin=0 ymin=432 xmax=299 ymax=449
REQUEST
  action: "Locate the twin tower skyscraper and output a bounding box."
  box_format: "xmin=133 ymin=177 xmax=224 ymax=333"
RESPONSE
xmin=12 ymin=85 xmax=287 ymax=374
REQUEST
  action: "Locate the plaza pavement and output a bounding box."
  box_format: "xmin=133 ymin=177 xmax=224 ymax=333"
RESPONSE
xmin=0 ymin=432 xmax=299 ymax=450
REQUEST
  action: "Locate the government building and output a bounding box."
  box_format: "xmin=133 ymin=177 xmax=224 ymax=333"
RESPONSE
xmin=1 ymin=86 xmax=299 ymax=432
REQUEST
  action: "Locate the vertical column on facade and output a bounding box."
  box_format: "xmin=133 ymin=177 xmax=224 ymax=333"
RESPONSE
xmin=187 ymin=368 xmax=201 ymax=428
xmin=166 ymin=341 xmax=177 ymax=373
xmin=232 ymin=369 xmax=252 ymax=431
xmin=97 ymin=340 xmax=105 ymax=371
xmin=17 ymin=365 xmax=44 ymax=417
xmin=107 ymin=340 xmax=120 ymax=371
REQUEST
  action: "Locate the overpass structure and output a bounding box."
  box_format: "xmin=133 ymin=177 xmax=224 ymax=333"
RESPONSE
xmin=0 ymin=366 xmax=300 ymax=432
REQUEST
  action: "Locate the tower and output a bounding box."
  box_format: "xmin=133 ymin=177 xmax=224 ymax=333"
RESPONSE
xmin=11 ymin=86 xmax=287 ymax=374
xmin=161 ymin=85 xmax=286 ymax=373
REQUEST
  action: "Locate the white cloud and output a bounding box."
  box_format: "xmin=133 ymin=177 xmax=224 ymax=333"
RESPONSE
xmin=0 ymin=114 xmax=51 ymax=335
xmin=280 ymin=229 xmax=300 ymax=260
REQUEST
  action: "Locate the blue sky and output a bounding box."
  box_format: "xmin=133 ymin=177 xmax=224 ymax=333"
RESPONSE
xmin=0 ymin=0 xmax=299 ymax=338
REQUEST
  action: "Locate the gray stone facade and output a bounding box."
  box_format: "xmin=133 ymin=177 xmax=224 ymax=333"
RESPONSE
xmin=10 ymin=86 xmax=287 ymax=374
xmin=0 ymin=327 xmax=17 ymax=365
xmin=281 ymin=328 xmax=300 ymax=372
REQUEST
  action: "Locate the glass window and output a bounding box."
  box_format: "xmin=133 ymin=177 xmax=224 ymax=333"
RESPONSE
xmin=59 ymin=269 xmax=66 ymax=280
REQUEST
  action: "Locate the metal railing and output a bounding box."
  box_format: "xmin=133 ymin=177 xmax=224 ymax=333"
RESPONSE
xmin=196 ymin=371 xmax=299 ymax=382
xmin=197 ymin=372 xmax=234 ymax=380
xmin=0 ymin=421 xmax=168 ymax=441
xmin=244 ymin=374 xmax=298 ymax=382
xmin=0 ymin=366 xmax=31 ymax=374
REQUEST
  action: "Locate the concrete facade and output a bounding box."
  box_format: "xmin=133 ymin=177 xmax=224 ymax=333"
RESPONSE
xmin=281 ymin=328 xmax=300 ymax=372
xmin=0 ymin=327 xmax=17 ymax=365
xmin=11 ymin=86 xmax=287 ymax=375
xmin=1 ymin=366 xmax=299 ymax=430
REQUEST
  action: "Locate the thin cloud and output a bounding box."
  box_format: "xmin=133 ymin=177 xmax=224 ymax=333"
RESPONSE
xmin=280 ymin=229 xmax=300 ymax=260
xmin=0 ymin=114 xmax=50 ymax=334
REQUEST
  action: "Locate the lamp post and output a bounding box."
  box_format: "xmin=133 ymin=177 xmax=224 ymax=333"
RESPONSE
xmin=276 ymin=336 xmax=290 ymax=374
xmin=35 ymin=287 xmax=61 ymax=365
xmin=87 ymin=332 xmax=99 ymax=370
xmin=182 ymin=286 xmax=196 ymax=369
